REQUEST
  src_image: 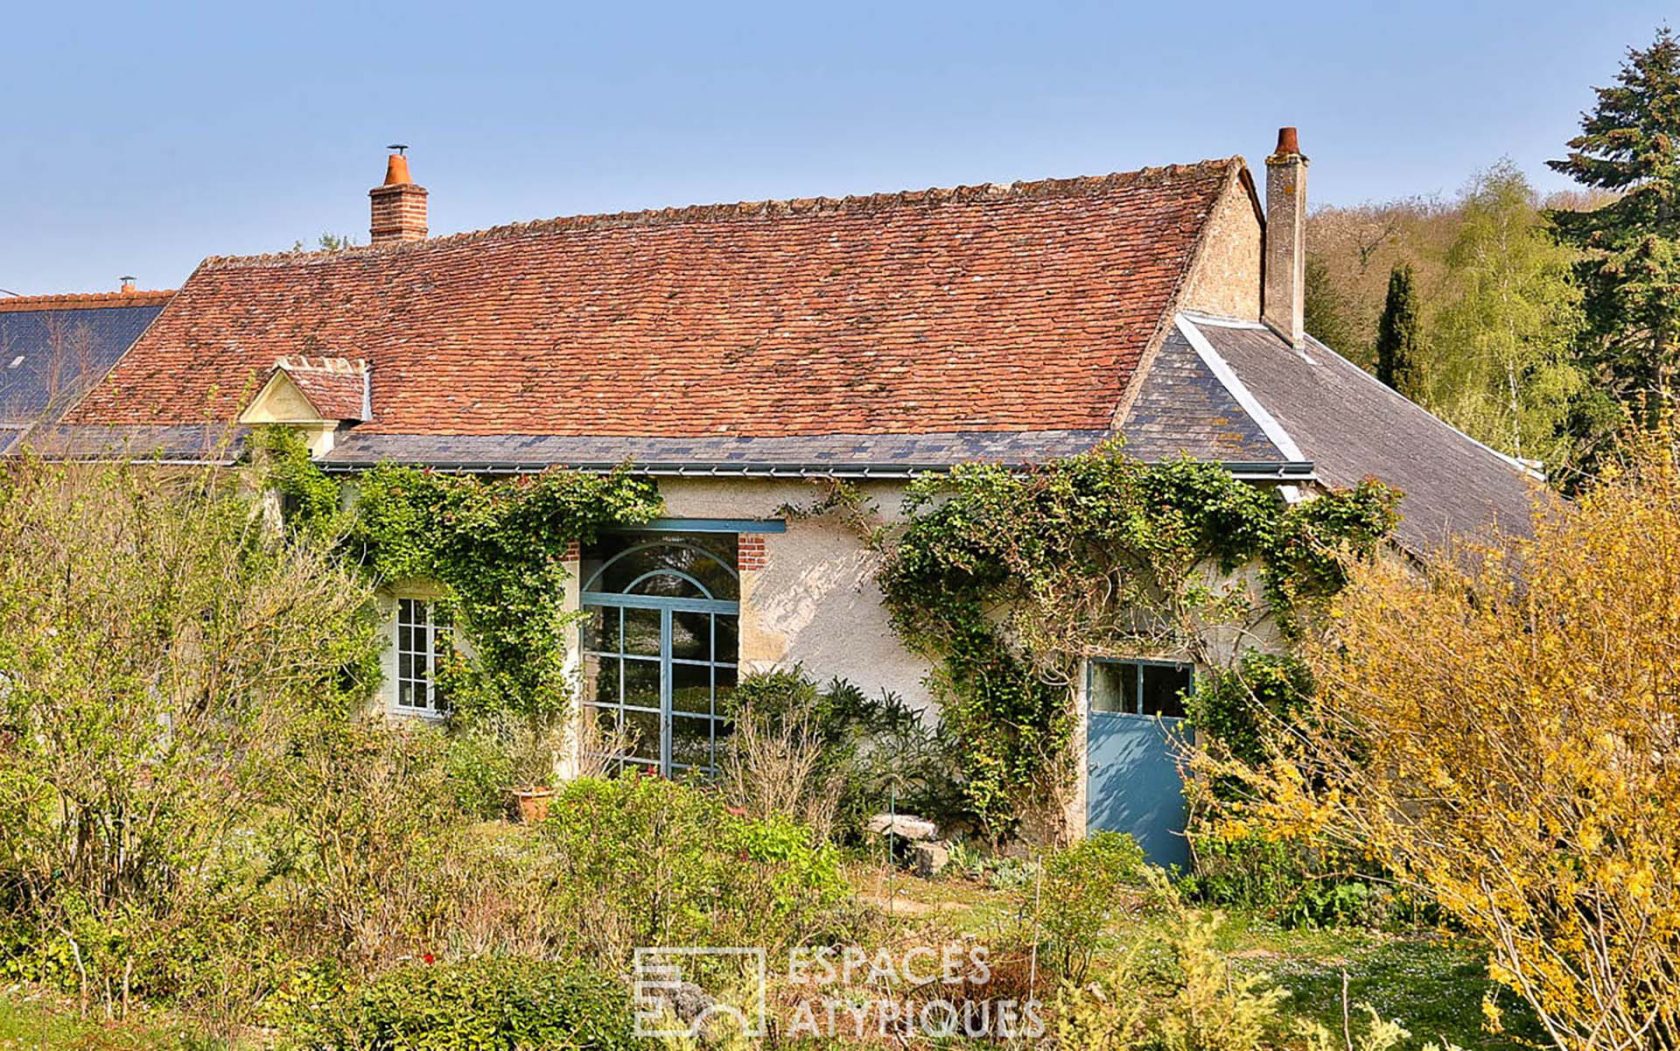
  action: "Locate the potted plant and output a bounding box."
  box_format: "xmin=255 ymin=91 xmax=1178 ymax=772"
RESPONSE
xmin=505 ymin=711 xmax=568 ymax=824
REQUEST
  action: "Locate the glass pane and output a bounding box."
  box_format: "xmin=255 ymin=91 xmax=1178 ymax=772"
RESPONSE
xmin=623 ymin=658 xmax=661 ymax=709
xmin=671 ymin=716 xmax=713 ymax=771
xmin=623 ymin=608 xmax=662 ymax=657
xmin=590 ymin=655 xmax=621 ymax=706
xmin=713 ymin=664 xmax=737 ymax=717
xmin=671 ymin=662 xmax=712 ymax=714
xmin=581 ymin=606 xmax=613 ymax=654
xmin=583 ymin=533 xmax=739 ymax=601
xmin=713 ymin=615 xmax=739 ymax=663
xmin=622 ymin=709 xmax=660 ymax=762
xmin=1141 ymin=664 xmax=1192 ymax=720
xmin=669 ymin=610 xmax=711 ymax=661
xmin=1090 ymin=662 xmax=1135 ymax=713
xmin=584 ymin=704 xmax=626 ymax=770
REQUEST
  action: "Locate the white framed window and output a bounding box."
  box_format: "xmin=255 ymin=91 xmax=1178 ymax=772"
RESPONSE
xmin=393 ymin=597 xmax=451 ymax=717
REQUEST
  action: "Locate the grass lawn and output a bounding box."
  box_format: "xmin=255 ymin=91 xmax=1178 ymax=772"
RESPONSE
xmin=862 ymin=863 xmax=1542 ymax=1049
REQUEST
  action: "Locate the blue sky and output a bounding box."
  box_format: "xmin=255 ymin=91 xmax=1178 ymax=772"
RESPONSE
xmin=1 ymin=1 xmax=1668 ymax=294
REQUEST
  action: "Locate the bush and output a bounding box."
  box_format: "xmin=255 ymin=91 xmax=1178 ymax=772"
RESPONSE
xmin=542 ymin=774 xmax=852 ymax=964
xmin=1055 ymin=874 xmax=1289 ymax=1051
xmin=1025 ymin=831 xmax=1146 ymax=982
xmin=1233 ymin=435 xmax=1680 ymax=1045
xmin=1180 ymin=831 xmax=1407 ymax=931
xmin=0 ymin=456 xmax=381 ymax=1016
xmin=723 ymin=667 xmax=968 ymax=840
xmin=289 ymin=956 xmax=635 ymax=1051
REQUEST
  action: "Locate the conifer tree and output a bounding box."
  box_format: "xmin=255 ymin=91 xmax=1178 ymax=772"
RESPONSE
xmin=1375 ymin=264 xmax=1421 ymax=397
xmin=1548 ymin=26 xmax=1680 ymax=424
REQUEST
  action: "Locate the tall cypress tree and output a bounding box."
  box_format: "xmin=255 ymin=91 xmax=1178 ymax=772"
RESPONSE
xmin=1376 ymin=263 xmax=1421 ymax=397
xmin=1548 ymin=27 xmax=1680 ymax=424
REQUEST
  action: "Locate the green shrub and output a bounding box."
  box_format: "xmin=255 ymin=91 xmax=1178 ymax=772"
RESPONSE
xmin=289 ymin=956 xmax=634 ymax=1051
xmin=542 ymin=774 xmax=852 ymax=964
xmin=1181 ymin=830 xmax=1424 ymax=931
xmin=1026 ymin=832 xmax=1147 ymax=982
xmin=724 ymin=667 xmax=968 ymax=839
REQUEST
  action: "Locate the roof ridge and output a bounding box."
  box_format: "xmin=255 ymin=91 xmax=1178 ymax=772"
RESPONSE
xmin=0 ymin=290 xmax=175 ymax=313
xmin=199 ymin=157 xmax=1242 ymax=270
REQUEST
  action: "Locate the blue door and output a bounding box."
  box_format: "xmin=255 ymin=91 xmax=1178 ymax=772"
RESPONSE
xmin=1085 ymin=659 xmax=1192 ymax=869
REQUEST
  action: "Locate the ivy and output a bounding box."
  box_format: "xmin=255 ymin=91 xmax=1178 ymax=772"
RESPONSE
xmin=253 ymin=427 xmax=663 ymax=722
xmin=877 ymin=443 xmax=1398 ymax=837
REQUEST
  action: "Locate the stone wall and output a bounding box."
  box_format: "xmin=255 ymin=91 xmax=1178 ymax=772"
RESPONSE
xmin=1176 ymin=169 xmax=1263 ymax=322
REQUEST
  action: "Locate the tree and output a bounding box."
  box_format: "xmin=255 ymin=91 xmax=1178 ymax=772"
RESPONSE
xmin=1302 ymin=254 xmax=1357 ymax=355
xmin=1223 ymin=435 xmax=1680 ymax=1050
xmin=1374 ymin=264 xmax=1422 ymax=396
xmin=1427 ymin=162 xmax=1585 ymax=469
xmin=1548 ymin=26 xmax=1680 ymax=425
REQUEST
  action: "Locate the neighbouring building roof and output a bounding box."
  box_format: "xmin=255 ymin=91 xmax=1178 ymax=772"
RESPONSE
xmin=66 ymin=161 xmax=1239 ymax=441
xmin=0 ymin=290 xmax=172 ymax=451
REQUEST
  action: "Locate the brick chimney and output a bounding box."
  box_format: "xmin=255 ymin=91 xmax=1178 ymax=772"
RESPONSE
xmin=1262 ymin=127 xmax=1307 ymax=349
xmin=369 ymin=147 xmax=428 ymax=243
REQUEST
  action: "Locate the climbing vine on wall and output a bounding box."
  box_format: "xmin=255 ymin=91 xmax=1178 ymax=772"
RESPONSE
xmin=876 ymin=442 xmax=1398 ymax=837
xmin=251 ymin=427 xmax=663 ymax=720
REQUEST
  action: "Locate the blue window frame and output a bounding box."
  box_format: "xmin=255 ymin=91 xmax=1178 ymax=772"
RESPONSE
xmin=580 ymin=533 xmax=739 ymax=776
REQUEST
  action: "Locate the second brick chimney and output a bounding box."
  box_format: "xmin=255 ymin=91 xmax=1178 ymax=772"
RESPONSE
xmin=1263 ymin=127 xmax=1307 ymax=349
xmin=369 ymin=148 xmax=428 ymax=243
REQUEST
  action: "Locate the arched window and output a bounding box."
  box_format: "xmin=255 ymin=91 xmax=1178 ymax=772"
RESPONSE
xmin=580 ymin=533 xmax=739 ymax=776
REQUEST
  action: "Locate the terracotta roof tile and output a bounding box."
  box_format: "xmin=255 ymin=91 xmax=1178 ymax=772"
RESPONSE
xmin=272 ymin=356 xmax=368 ymax=421
xmin=0 ymin=290 xmax=174 ymax=313
xmin=68 ymin=161 xmax=1238 ymax=437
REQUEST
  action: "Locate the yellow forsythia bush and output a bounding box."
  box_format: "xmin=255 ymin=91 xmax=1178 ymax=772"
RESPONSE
xmin=1235 ymin=436 xmax=1680 ymax=1050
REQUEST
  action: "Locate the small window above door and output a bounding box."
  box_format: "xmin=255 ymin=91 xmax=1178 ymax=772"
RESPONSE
xmin=1089 ymin=659 xmax=1192 ymax=720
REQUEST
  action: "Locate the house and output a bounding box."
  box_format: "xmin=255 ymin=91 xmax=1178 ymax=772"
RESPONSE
xmin=39 ymin=129 xmax=1536 ymax=861
xmin=0 ymin=283 xmax=172 ymax=453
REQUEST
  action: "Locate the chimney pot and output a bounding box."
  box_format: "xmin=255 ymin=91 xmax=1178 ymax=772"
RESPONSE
xmin=370 ymin=149 xmax=428 ymax=243
xmin=383 ymin=153 xmax=413 ymax=187
xmin=119 ymin=275 xmax=136 ymax=294
xmin=1263 ymin=126 xmax=1308 ymax=349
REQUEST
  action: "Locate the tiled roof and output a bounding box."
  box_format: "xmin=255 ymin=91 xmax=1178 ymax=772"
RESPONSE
xmin=1179 ymin=314 xmax=1540 ymax=552
xmin=272 ymin=356 xmax=369 ymax=421
xmin=0 ymin=294 xmax=172 ymax=442
xmin=67 ymin=160 xmax=1240 ymax=437
xmin=0 ymin=290 xmax=173 ymax=313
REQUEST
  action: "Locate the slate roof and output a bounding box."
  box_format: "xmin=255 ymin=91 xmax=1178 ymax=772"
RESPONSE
xmin=67 ymin=161 xmax=1240 ymax=438
xmin=0 ymin=291 xmax=171 ymax=448
xmin=1174 ymin=314 xmax=1540 ymax=552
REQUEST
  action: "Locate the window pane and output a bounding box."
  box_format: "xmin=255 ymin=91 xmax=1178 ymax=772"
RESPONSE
xmin=591 ymin=656 xmax=621 ymax=706
xmin=713 ymin=664 xmax=737 ymax=717
xmin=1090 ymin=662 xmax=1133 ymax=713
xmin=672 ymin=715 xmax=713 ymax=771
xmin=623 ymin=658 xmax=661 ymax=709
xmin=582 ymin=533 xmax=740 ymax=601
xmin=1140 ymin=664 xmax=1192 ymax=720
xmin=581 ymin=606 xmax=612 ymax=654
xmin=671 ymin=662 xmax=711 ymax=714
xmin=622 ymin=709 xmax=660 ymax=762
xmin=670 ymin=610 xmax=711 ymax=661
xmin=713 ymin=615 xmax=739 ymax=663
xmin=623 ymin=608 xmax=661 ymax=657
